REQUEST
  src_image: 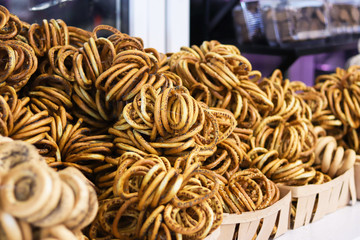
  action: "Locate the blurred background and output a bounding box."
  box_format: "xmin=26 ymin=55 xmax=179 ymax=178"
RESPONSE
xmin=1 ymin=0 xmax=358 ymax=85
xmin=0 ymin=0 xmax=126 ymax=31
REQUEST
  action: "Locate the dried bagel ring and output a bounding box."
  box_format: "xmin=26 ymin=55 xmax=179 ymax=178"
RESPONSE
xmin=112 ymin=197 xmax=139 ymax=238
xmin=164 ymin=204 xmax=206 ymax=235
xmin=68 ymin=26 xmax=91 ymax=47
xmin=218 ymin=168 xmax=280 ymax=213
xmin=28 ymin=19 xmax=69 ymax=57
xmin=175 ymin=192 xmax=214 ymax=239
xmin=25 ymin=167 xmax=62 ymax=223
xmin=315 ymin=66 xmax=360 ymax=133
xmin=315 ymin=136 xmax=336 ymax=165
xmin=201 ymin=138 xmax=243 ymax=179
xmin=33 ymin=181 xmax=75 ymax=227
xmin=0 ymin=44 xmax=16 ymax=82
xmin=64 ymin=168 xmax=99 ymax=231
xmin=0 ymin=211 xmax=23 ymax=240
xmin=97 ymin=198 xmax=126 ymax=235
xmin=172 ymin=169 xmax=220 ymax=209
xmin=0 ymin=136 xmax=13 ymax=143
xmin=0 ymin=6 xmax=10 ymax=29
xmin=320 ymin=139 xmax=337 ymax=173
xmin=18 ymin=220 xmax=32 ymax=240
xmin=59 ymin=169 xmax=90 ymax=229
xmin=335 ymin=149 xmax=356 ymax=176
xmin=40 ymin=224 xmax=78 ymax=240
xmin=0 ymin=140 xmax=43 ymax=172
xmin=137 ymin=205 xmax=165 ymax=239
xmin=0 ymin=161 xmax=53 ymax=218
xmin=327 ymin=146 xmax=345 ymax=178
xmin=315 ymin=135 xmax=356 ymax=178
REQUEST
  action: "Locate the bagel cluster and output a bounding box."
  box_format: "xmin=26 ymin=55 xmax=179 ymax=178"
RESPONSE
xmin=0 ymin=4 xmax=358 ymax=239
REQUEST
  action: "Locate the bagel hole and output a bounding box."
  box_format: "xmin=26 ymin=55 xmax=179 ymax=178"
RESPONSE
xmin=184 ymin=208 xmax=200 ymax=222
xmin=15 ymin=176 xmax=34 ymax=201
xmin=116 ymin=215 xmax=137 ymax=229
xmin=0 ymin=49 xmax=9 ymax=71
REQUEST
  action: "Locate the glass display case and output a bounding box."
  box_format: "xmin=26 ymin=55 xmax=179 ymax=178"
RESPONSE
xmin=260 ymin=0 xmax=330 ymax=46
xmin=232 ymin=1 xmax=265 ymax=44
xmin=327 ymin=0 xmax=360 ymax=35
xmin=0 ymin=0 xmax=128 ymax=33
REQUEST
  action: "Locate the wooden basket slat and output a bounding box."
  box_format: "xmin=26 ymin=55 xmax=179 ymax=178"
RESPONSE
xmin=312 ymin=189 xmax=331 ymax=222
xmin=218 ymin=190 xmax=291 ymax=240
xmin=337 ymin=176 xmax=350 ymax=209
xmin=349 ymin=169 xmax=357 ymax=203
xmin=354 ymin=163 xmax=360 ymax=200
xmin=240 ymin=220 xmax=260 ymax=240
xmin=220 ymin=224 xmax=237 ymax=240
xmin=203 ymin=226 xmax=221 ymax=240
xmin=328 ymin=183 xmax=343 ymax=213
xmin=292 ymin=194 xmax=314 ymax=228
xmin=256 ymin=212 xmax=277 ymax=240
xmin=274 ymin=195 xmax=290 ymax=238
xmin=279 ymin=168 xmax=355 ymax=230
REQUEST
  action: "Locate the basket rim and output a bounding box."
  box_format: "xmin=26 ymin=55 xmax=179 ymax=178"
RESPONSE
xmin=221 ymin=188 xmax=291 ymax=224
xmin=277 ymin=167 xmax=354 ymax=197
